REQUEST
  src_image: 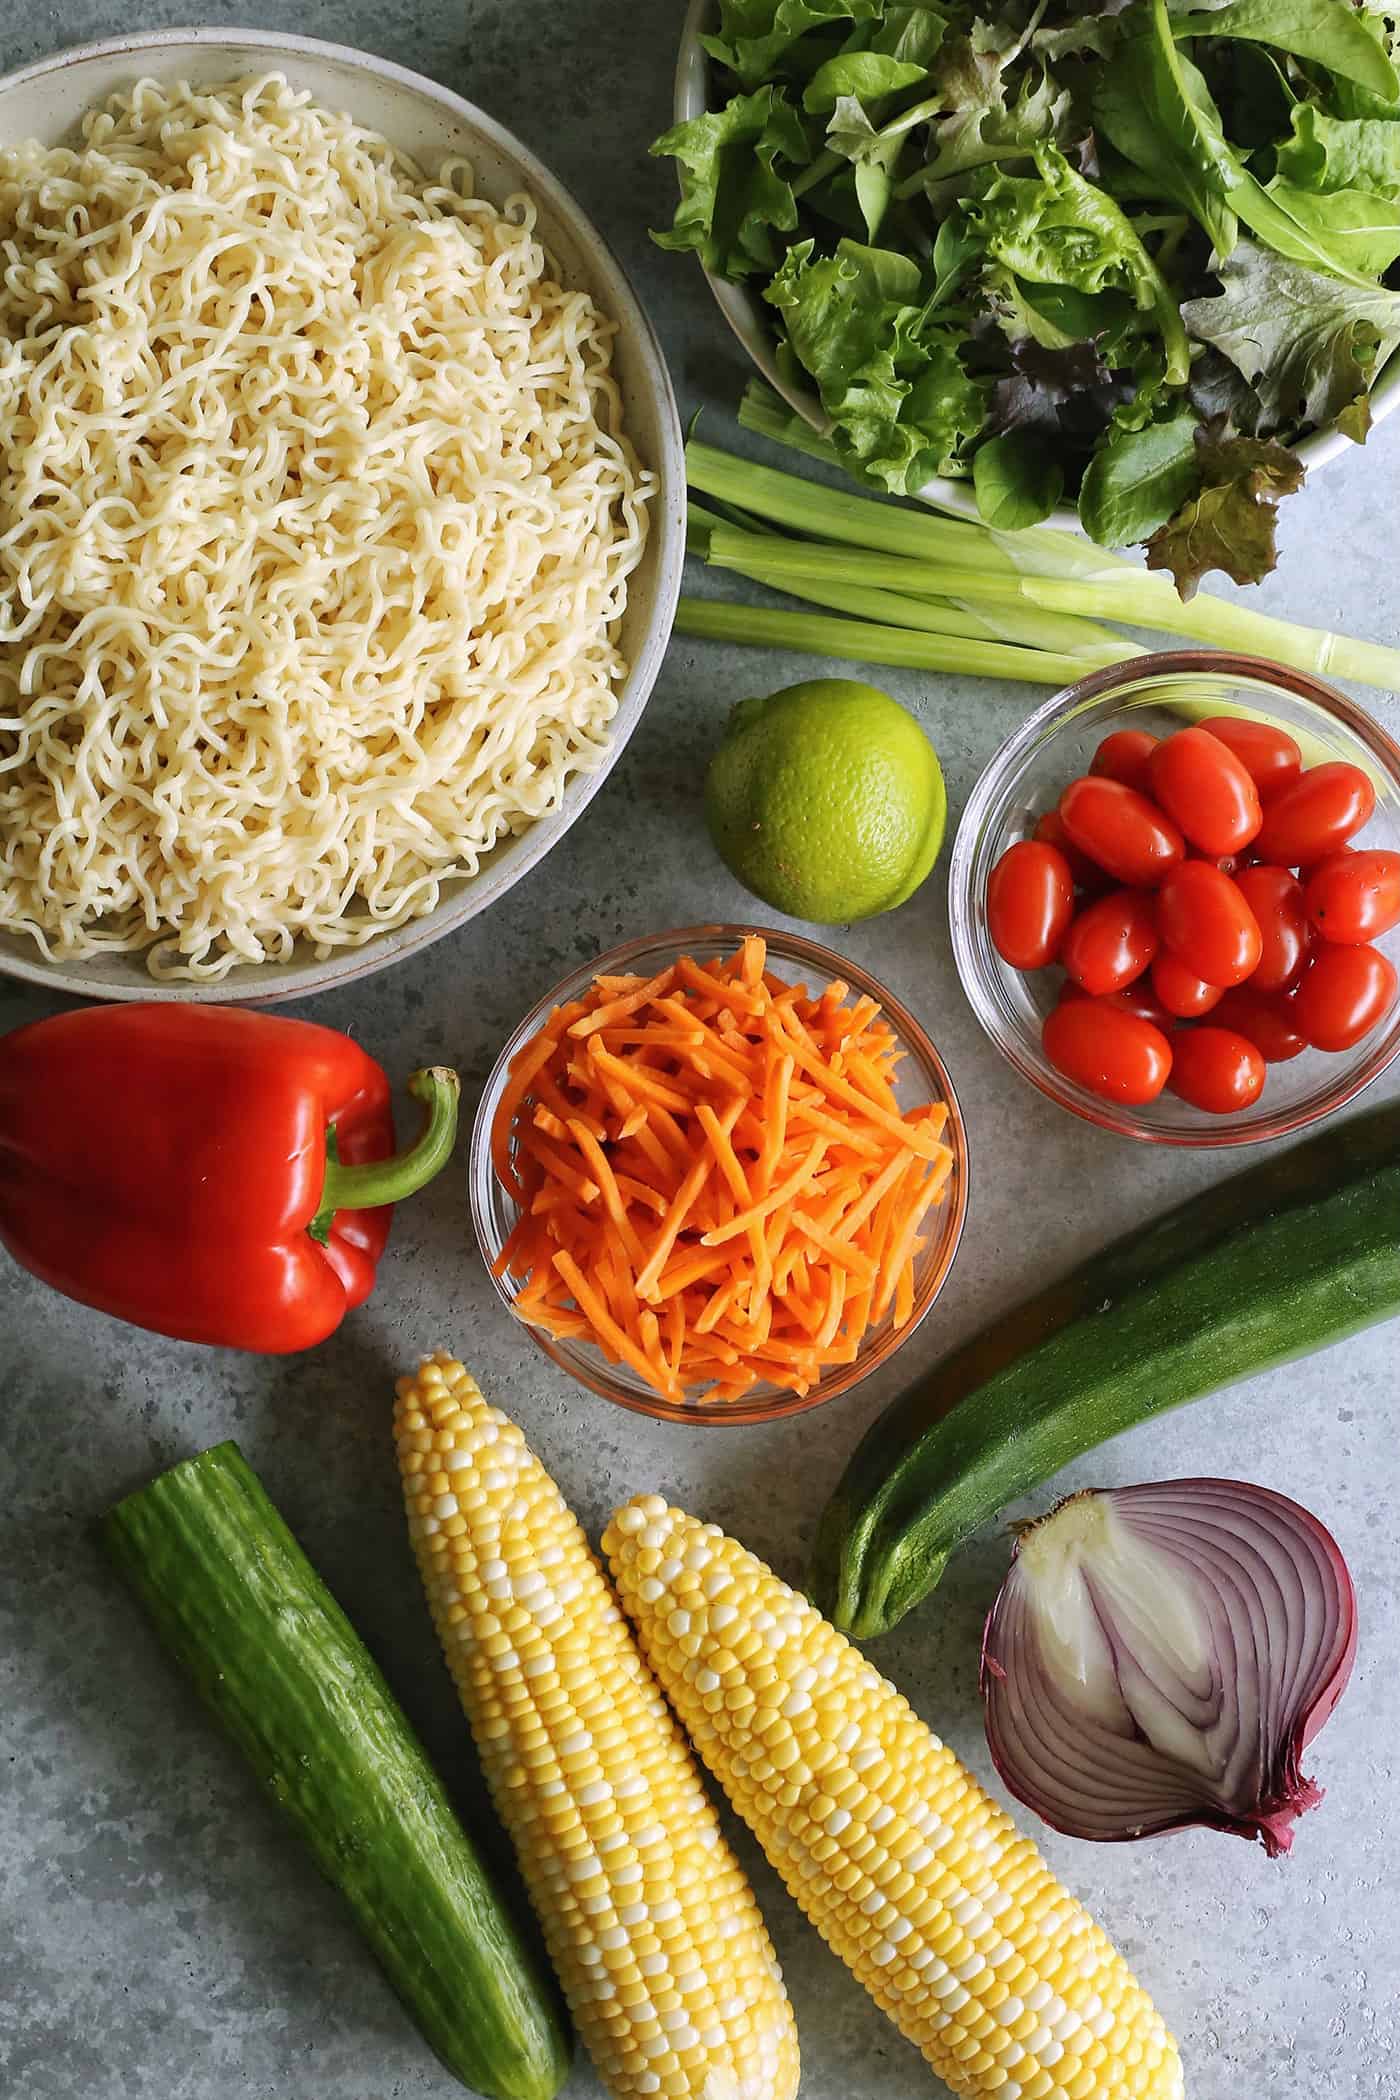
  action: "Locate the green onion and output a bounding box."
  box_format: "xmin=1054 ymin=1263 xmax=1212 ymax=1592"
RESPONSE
xmin=694 ymin=418 xmax=1400 ymax=695
xmin=704 ymin=525 xmax=1131 ymax=663
xmin=704 ymin=526 xmax=1400 ymax=690
xmin=674 ymin=599 xmax=1101 ymax=686
xmin=686 ymin=442 xmax=1121 ymax=583
xmin=737 ymin=381 xmax=849 ymax=471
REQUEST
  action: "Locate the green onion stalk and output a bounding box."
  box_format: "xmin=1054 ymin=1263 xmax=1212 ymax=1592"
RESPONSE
xmin=674 ymin=599 xmax=1106 ymax=687
xmin=688 ymin=506 xmax=1129 ymax=666
xmin=718 ymin=388 xmax=1400 ymax=694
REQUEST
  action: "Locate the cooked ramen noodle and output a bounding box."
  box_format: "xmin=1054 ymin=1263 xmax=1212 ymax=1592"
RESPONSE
xmin=0 ymin=74 xmax=653 ymax=978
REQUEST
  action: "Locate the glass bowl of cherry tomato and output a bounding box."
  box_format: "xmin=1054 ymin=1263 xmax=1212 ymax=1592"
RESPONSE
xmin=949 ymin=651 xmax=1400 ymax=1146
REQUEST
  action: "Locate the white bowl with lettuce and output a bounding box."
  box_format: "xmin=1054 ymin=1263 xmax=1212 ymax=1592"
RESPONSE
xmin=666 ymin=0 xmax=1400 ymax=591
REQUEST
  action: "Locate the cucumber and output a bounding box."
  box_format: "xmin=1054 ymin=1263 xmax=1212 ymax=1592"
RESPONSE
xmin=102 ymin=1442 xmax=569 ymax=2100
xmin=813 ymin=1098 xmax=1400 ymax=1640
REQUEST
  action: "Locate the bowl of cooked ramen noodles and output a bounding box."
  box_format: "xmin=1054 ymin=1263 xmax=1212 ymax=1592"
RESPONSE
xmin=0 ymin=31 xmax=683 ymax=999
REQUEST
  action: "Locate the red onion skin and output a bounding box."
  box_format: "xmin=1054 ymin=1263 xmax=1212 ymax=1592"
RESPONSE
xmin=979 ymin=1479 xmax=1358 ymax=1855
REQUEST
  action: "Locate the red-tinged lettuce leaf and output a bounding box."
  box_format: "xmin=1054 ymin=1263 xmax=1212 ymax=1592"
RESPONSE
xmin=701 ymin=0 xmax=884 ymax=90
xmin=1145 ymin=424 xmax=1305 ymax=595
xmin=981 ymin=333 xmax=1136 ymax=443
xmin=1181 ymin=237 xmax=1400 ymax=441
xmin=1188 ymin=345 xmax=1267 ymax=434
xmin=651 ymin=87 xmax=812 ymax=281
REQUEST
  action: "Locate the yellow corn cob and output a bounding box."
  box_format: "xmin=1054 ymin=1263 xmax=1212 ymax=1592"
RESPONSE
xmin=393 ymin=1356 xmax=800 ymax=2100
xmin=604 ymin=1496 xmax=1185 ymax=2100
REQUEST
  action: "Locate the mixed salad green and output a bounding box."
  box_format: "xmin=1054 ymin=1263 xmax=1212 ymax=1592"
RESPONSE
xmin=654 ymin=0 xmax=1400 ymax=590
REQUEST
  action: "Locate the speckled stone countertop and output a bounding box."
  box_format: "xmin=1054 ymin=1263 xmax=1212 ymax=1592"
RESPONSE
xmin=2 ymin=6 xmax=1398 ymax=2099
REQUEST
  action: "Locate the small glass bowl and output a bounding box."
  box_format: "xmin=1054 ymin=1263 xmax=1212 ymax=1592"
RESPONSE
xmin=470 ymin=924 xmax=969 ymax=1424
xmin=949 ymin=651 xmax=1400 ymax=1147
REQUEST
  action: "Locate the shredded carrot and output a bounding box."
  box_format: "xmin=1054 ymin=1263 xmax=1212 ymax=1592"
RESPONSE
xmin=757 ymin=1049 xmax=794 ymax=1192
xmin=488 ymin=939 xmax=955 ymax=1404
xmin=567 ymin=967 xmax=676 ymax=1038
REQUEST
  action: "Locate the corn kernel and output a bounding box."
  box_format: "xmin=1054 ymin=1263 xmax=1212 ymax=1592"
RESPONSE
xmin=604 ymin=1500 xmax=1183 ymax=2100
xmin=395 ymin=1358 xmax=799 ymax=2100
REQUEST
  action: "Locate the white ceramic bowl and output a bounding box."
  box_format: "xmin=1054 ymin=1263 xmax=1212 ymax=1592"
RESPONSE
xmin=675 ymin=0 xmax=1400 ymax=531
xmin=0 ymin=28 xmax=684 ymax=1002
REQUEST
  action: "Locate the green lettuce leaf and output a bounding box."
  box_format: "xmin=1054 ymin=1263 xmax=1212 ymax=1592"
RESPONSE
xmin=1274 ymin=105 xmax=1400 ymax=200
xmin=802 ymin=52 xmax=929 ymax=112
xmin=1092 ymin=0 xmax=1239 ymax=254
xmin=964 ymin=144 xmax=1191 ymax=381
xmin=1145 ymin=426 xmax=1305 ymax=593
xmin=1182 ymin=236 xmax=1400 ymax=438
xmin=972 ymin=430 xmax=1064 ymax=526
xmin=1231 ymin=163 xmax=1400 ymax=285
xmin=1033 ymin=13 xmax=1127 ymax=64
xmin=1078 ymin=405 xmax=1203 ymax=544
xmin=702 ymin=0 xmax=884 ymax=90
xmin=651 ymin=87 xmax=812 ymax=281
xmin=765 ymin=236 xmax=988 ymax=488
xmin=870 ymin=2 xmax=952 ymax=67
xmin=1093 ymin=0 xmax=1399 ymax=287
xmin=1170 ymin=0 xmax=1399 ymax=102
xmin=909 ymin=66 xmax=1072 ymax=189
xmin=1261 ymin=178 xmax=1400 ymax=275
xmin=980 ymin=267 xmax=1126 ymax=350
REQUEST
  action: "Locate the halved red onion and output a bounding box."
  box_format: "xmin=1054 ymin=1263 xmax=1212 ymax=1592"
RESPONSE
xmin=980 ymin=1478 xmax=1357 ymax=1856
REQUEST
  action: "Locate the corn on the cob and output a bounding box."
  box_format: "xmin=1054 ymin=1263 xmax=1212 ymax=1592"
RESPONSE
xmin=604 ymin=1496 xmax=1185 ymax=2100
xmin=394 ymin=1356 xmax=800 ymax=2100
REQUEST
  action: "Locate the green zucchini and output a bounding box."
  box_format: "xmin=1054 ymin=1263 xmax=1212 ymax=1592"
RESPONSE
xmin=102 ymin=1442 xmax=569 ymax=2100
xmin=813 ymin=1097 xmax=1400 ymax=1640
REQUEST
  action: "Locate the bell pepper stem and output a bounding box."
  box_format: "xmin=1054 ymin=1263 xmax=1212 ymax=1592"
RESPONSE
xmin=309 ymin=1067 xmax=461 ymax=1241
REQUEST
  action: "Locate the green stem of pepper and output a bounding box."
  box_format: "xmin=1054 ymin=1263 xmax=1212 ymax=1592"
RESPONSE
xmin=309 ymin=1067 xmax=461 ymax=1240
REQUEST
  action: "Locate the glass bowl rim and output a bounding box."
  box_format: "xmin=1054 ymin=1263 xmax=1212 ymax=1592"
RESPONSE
xmin=948 ymin=648 xmax=1400 ymax=1149
xmin=469 ymin=921 xmax=971 ymax=1424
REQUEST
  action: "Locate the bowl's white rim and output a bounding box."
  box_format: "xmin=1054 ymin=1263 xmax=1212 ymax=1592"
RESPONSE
xmin=0 ymin=26 xmax=686 ymax=1002
xmin=675 ymin=0 xmax=1400 ymax=533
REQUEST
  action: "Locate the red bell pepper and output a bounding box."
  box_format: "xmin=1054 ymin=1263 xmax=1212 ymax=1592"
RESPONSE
xmin=0 ymin=1005 xmax=459 ymax=1352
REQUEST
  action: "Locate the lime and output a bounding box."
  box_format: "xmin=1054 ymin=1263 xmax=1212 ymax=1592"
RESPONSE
xmin=704 ymin=678 xmax=946 ymax=924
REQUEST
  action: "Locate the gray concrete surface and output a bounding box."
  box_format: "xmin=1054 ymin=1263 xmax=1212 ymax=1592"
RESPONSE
xmin=2 ymin=6 xmax=1399 ymax=2098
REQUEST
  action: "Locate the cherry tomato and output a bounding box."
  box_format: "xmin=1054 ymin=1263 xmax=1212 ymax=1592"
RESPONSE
xmin=1292 ymin=944 xmax=1398 ymax=1051
xmin=1060 ymin=888 xmax=1159 ymax=996
xmin=1199 ymin=716 xmax=1302 ymax=799
xmin=1189 ymin=847 xmax=1249 ymax=877
xmin=1304 ymin=849 xmax=1400 ymax=945
xmin=1042 ymin=999 xmax=1173 ymax=1105
xmin=988 ymin=840 xmax=1075 ymax=969
xmin=1058 ymin=979 xmax=1174 ymax=1029
xmin=1212 ymin=988 xmax=1307 ymax=1063
xmin=1148 ymin=727 xmax=1262 ymax=857
xmin=1156 ymin=862 xmax=1263 ymax=987
xmin=1033 ymin=809 xmax=1108 ymax=893
xmin=1150 ymin=950 xmax=1223 ymax=1019
xmin=1058 ymin=776 xmax=1185 ymax=888
xmin=1090 ymin=729 xmax=1158 ymax=794
xmin=1233 ymin=864 xmax=1311 ymax=993
xmin=1168 ymin=1027 xmax=1267 ymax=1114
xmin=1253 ymin=761 xmax=1375 ymax=867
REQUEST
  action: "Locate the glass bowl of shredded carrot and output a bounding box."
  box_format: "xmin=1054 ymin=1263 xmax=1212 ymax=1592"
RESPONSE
xmin=470 ymin=926 xmax=968 ymax=1423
